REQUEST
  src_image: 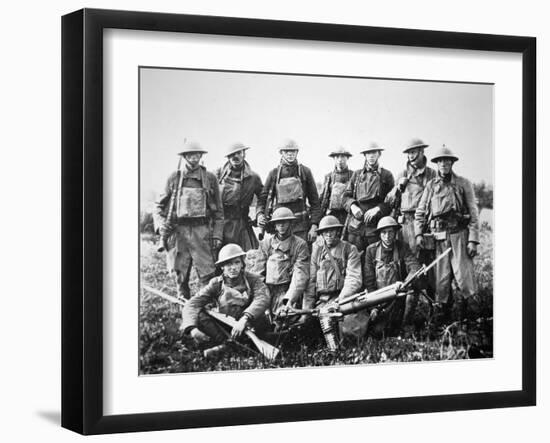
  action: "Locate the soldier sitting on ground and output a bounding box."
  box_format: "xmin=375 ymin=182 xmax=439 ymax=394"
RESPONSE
xmin=180 ymin=243 xmax=271 ymax=356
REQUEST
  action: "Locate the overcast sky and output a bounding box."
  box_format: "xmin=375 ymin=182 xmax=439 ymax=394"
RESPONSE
xmin=140 ymin=67 xmax=493 ymax=205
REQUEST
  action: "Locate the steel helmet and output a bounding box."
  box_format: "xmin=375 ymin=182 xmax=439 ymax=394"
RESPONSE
xmin=278 ymin=139 xmax=300 ymax=152
xmin=431 ymin=144 xmax=459 ymax=163
xmin=359 ymin=141 xmax=385 ymax=154
xmin=269 ymin=207 xmax=297 ymax=223
xmin=178 ymin=140 xmax=208 ymax=156
xmin=375 ymin=216 xmax=402 ymax=233
xmin=215 ymin=243 xmax=246 ymax=266
xmin=328 ymin=147 xmax=352 ymax=158
xmin=403 ymin=138 xmax=429 ymax=153
xmin=225 ymin=142 xmax=250 ymax=158
xmin=316 ymin=215 xmax=344 ymax=233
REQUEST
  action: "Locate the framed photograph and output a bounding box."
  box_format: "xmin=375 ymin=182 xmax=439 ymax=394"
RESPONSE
xmin=62 ymin=8 xmax=536 ymax=435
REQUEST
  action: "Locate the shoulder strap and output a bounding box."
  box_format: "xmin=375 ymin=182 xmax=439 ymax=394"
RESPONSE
xmin=322 ymin=238 xmax=342 ymax=285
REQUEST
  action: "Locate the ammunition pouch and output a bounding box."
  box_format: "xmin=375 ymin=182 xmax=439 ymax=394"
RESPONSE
xmin=422 ymin=233 xmax=436 ymax=250
xmin=430 ymin=212 xmax=469 ymax=235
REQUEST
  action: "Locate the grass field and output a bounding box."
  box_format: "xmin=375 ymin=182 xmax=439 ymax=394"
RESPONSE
xmin=139 ymin=226 xmax=493 ymax=374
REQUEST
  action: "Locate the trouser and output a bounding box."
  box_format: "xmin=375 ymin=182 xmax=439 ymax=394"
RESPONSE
xmin=347 ymin=223 xmax=378 ymax=255
xmin=222 ymin=214 xmax=259 ymax=251
xmin=433 ymin=229 xmax=477 ymax=304
xmin=196 ymin=310 xmax=270 ymax=344
xmin=167 ymin=223 xmax=216 ymax=300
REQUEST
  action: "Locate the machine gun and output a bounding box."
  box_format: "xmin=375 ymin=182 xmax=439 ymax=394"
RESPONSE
xmin=279 ymin=247 xmax=451 ymax=350
xmin=142 ymin=285 xmax=280 ymax=360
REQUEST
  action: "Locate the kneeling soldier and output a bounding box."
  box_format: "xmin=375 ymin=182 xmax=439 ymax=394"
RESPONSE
xmin=414 ymin=145 xmax=480 ymax=321
xmin=255 ymin=207 xmax=310 ymax=324
xmin=180 ymin=243 xmax=271 ymax=354
xmin=362 ymin=216 xmax=422 ymax=336
xmin=319 ymin=147 xmax=354 ymax=225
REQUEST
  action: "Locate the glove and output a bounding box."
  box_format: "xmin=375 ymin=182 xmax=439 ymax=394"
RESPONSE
xmin=257 ymin=213 xmax=267 ymax=228
xmin=212 ymin=239 xmax=223 ymax=250
xmin=363 ymin=207 xmax=381 ymax=224
xmin=351 ymin=204 xmax=363 ymax=220
xmin=190 ymin=328 xmax=210 ymax=344
xmin=467 ymin=241 xmax=478 ymax=258
xmin=231 ymin=316 xmax=249 ymax=339
xmin=416 ymin=235 xmax=425 ymax=250
xmin=308 ymin=225 xmax=318 ymax=242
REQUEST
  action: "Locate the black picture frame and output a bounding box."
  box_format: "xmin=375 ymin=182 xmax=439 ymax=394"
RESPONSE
xmin=61 ymin=8 xmax=536 ymax=435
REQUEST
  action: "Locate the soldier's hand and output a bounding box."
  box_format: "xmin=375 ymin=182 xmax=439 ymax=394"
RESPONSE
xmin=467 ymin=241 xmax=478 ymax=258
xmin=257 ymin=213 xmax=267 ymax=228
xmin=231 ymin=316 xmax=249 ymax=339
xmin=190 ymin=328 xmax=210 ymax=344
xmin=212 ymin=239 xmax=223 ymax=250
xmin=369 ymin=308 xmax=379 ymax=322
xmin=351 ymin=204 xmax=363 ymax=220
xmin=416 ymin=235 xmax=425 ymax=250
xmin=159 ymin=222 xmax=173 ymax=238
xmin=308 ymin=225 xmax=318 ymax=242
xmin=397 ymin=177 xmax=408 ymax=192
xmin=363 ymin=207 xmax=381 ymax=223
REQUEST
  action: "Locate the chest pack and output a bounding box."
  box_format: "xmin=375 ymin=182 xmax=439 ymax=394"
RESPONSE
xmin=176 ymin=167 xmax=208 ymax=218
xmin=275 ymin=164 xmax=305 ymax=204
xmin=328 ymin=170 xmax=352 ymax=210
xmin=374 ymin=243 xmax=402 ymax=288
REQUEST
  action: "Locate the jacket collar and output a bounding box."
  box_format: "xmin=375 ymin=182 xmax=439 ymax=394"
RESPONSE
xmin=434 ymin=171 xmax=457 ymax=184
xmin=220 ymin=160 xmax=253 ymax=179
xmin=407 ymin=156 xmax=427 ymax=176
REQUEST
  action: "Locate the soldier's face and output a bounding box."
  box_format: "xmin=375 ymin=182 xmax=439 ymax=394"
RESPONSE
xmin=228 ymin=150 xmax=245 ymax=167
xmin=222 ymin=257 xmax=244 ymax=279
xmin=407 ymin=147 xmax=423 ymax=163
xmin=274 ymin=221 xmax=291 ymax=236
xmin=380 ymin=227 xmax=396 ymax=248
xmin=364 ymin=151 xmax=381 ymax=166
xmin=281 ymin=150 xmax=298 ymax=163
xmin=333 ymin=154 xmax=348 ymax=170
xmin=437 ymin=158 xmax=454 ymax=175
xmin=322 ymin=229 xmax=340 ymax=247
xmin=184 ymin=153 xmax=202 ymax=167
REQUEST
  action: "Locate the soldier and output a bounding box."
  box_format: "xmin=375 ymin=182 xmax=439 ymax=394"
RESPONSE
xmin=154 ymin=141 xmax=224 ymax=302
xmin=361 ymin=216 xmax=422 ymax=336
xmin=180 ymin=243 xmax=271 ymax=354
xmin=256 ymin=139 xmax=321 ymax=243
xmin=343 ymin=142 xmax=395 ymax=253
xmin=255 ymin=207 xmax=310 ymax=323
xmin=216 ymin=142 xmax=263 ymax=250
xmin=414 ymin=145 xmax=480 ymax=321
xmin=386 ymin=138 xmax=437 ymax=255
xmin=319 ymin=147 xmax=354 ymax=225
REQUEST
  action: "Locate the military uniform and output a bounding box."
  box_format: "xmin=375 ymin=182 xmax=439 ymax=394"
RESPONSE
xmin=414 ymin=171 xmax=479 ymax=304
xmin=257 ymin=159 xmax=321 ymax=241
xmin=155 ymin=162 xmax=224 ymax=299
xmin=319 ymin=168 xmax=354 ymax=225
xmin=343 ymin=164 xmax=395 ymax=252
xmin=255 ymin=233 xmax=310 ymax=317
xmin=180 ymin=271 xmax=271 ymax=343
xmin=216 ymin=160 xmax=263 ymax=250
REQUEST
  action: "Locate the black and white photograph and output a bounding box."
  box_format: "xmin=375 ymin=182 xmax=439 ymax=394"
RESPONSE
xmin=139 ymin=67 xmax=494 ymax=374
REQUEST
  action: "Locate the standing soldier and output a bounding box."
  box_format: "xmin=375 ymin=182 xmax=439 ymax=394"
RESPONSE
xmin=216 ymin=142 xmax=263 ymax=250
xmin=343 ymin=142 xmax=395 ymax=253
xmin=360 ymin=216 xmax=422 ymax=337
xmin=302 ymin=215 xmax=362 ymax=349
xmin=414 ymin=145 xmax=480 ymax=321
xmin=154 ymin=141 xmax=224 ymax=302
xmin=254 ymin=207 xmax=310 ymax=324
xmin=386 ymin=138 xmax=437 ymax=255
xmin=256 ymin=139 xmax=321 ymax=243
xmin=180 ymin=243 xmax=271 ymax=356
xmin=319 ymin=147 xmax=354 ymax=225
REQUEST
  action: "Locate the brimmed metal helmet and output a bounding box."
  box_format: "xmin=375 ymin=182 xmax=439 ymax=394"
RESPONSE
xmin=178 ymin=141 xmax=208 ymax=156
xmin=431 ymin=145 xmax=459 ymax=163
xmin=278 ymin=139 xmax=300 ymax=152
xmin=215 ymin=243 xmax=246 ymax=266
xmin=317 ymin=215 xmax=344 ymax=233
xmin=375 ymin=216 xmax=402 ymax=233
xmin=403 ymin=138 xmax=429 ymax=153
xmin=359 ymin=141 xmax=385 ymax=154
xmin=225 ymin=142 xmax=250 ymax=158
xmin=328 ymin=147 xmax=352 ymax=158
xmin=269 ymin=207 xmax=297 ymax=223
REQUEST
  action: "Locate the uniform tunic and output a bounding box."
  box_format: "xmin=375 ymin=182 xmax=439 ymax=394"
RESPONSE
xmin=343 ymin=164 xmax=395 ymax=252
xmin=257 ymin=162 xmax=321 ymax=240
xmin=319 ymin=168 xmax=354 ymax=225
xmin=216 ymin=161 xmax=263 ymax=251
xmin=414 ymin=172 xmax=480 ymax=303
xmin=155 ymin=164 xmax=224 ymax=299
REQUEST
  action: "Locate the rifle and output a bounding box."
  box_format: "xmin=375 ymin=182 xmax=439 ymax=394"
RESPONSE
xmin=258 ymin=175 xmax=276 ymax=241
xmin=142 ymin=285 xmax=280 ymax=360
xmin=158 ymin=157 xmax=184 ymax=252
